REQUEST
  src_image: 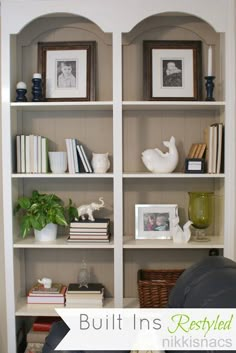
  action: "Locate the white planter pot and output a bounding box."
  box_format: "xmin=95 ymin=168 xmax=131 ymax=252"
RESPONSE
xmin=34 ymin=223 xmax=58 ymax=242
xmin=48 ymin=151 xmax=68 ymax=174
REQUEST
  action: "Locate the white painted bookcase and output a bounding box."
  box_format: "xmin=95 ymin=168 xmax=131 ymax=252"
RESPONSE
xmin=1 ymin=1 xmax=236 ymax=352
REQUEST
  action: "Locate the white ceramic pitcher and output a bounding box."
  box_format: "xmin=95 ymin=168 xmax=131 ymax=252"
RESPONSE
xmin=91 ymin=152 xmax=110 ymax=173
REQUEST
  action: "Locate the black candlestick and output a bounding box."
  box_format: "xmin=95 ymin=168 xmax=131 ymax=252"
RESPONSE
xmin=205 ymin=76 xmax=215 ymax=101
xmin=32 ymin=74 xmax=43 ymax=102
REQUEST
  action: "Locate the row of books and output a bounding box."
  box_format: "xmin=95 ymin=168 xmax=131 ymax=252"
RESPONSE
xmin=186 ymin=123 xmax=224 ymax=174
xmin=205 ymin=123 xmax=224 ymax=174
xmin=65 ymin=138 xmax=93 ymax=174
xmin=187 ymin=143 xmax=206 ymax=159
xmin=16 ymin=135 xmax=48 ymax=174
xmin=67 ymin=218 xmax=111 ymax=243
xmin=27 ymin=282 xmax=105 ymax=307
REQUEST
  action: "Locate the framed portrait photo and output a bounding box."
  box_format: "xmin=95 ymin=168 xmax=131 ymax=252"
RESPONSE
xmin=135 ymin=204 xmax=178 ymax=240
xmin=38 ymin=41 xmax=96 ymax=101
xmin=143 ymin=40 xmax=202 ymax=101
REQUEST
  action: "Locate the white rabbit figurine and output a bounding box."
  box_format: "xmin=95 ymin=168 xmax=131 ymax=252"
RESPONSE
xmin=172 ymin=217 xmax=193 ymax=243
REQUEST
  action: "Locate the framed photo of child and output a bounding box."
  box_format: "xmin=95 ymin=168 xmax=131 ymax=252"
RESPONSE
xmin=143 ymin=40 xmax=202 ymax=101
xmin=38 ymin=41 xmax=96 ymax=101
xmin=135 ymin=204 xmax=178 ymax=239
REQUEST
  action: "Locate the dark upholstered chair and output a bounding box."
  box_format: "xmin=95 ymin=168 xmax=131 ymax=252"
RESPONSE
xmin=42 ymin=256 xmax=236 ymax=353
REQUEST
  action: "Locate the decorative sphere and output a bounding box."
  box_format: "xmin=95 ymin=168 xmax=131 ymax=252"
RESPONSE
xmin=16 ymin=81 xmax=27 ymax=89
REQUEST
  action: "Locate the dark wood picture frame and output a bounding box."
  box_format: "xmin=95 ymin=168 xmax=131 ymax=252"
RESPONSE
xmin=143 ymin=40 xmax=202 ymax=101
xmin=38 ymin=41 xmax=96 ymax=101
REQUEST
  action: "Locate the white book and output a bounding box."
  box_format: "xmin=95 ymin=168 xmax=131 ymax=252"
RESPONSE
xmin=211 ymin=125 xmax=217 ymax=174
xmin=65 ymin=302 xmax=103 ymax=308
xmin=37 ymin=135 xmax=42 ymax=173
xmin=20 ymin=135 xmax=25 ymax=173
xmin=207 ymin=126 xmax=213 ymax=173
xmin=29 ymin=134 xmax=34 ymax=173
xmin=41 ymin=137 xmax=48 ymax=173
xmin=80 ymin=145 xmax=93 ymax=173
xmin=71 ymin=138 xmax=79 ymax=173
xmin=25 ymin=135 xmax=30 ymax=173
xmin=65 ymin=138 xmax=74 ymax=174
xmin=216 ymin=123 xmax=223 ymax=174
xmin=27 ymin=295 xmax=65 ymax=304
xmin=33 ymin=135 xmax=38 ymax=173
xmin=66 ymin=298 xmax=103 ymax=304
xmin=76 ymin=144 xmax=89 ymax=172
xmin=16 ymin=135 xmax=21 ymax=173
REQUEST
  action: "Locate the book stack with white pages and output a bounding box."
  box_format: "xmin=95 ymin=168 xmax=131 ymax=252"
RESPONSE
xmin=67 ymin=218 xmax=110 ymax=243
xmin=65 ymin=283 xmax=104 ymax=307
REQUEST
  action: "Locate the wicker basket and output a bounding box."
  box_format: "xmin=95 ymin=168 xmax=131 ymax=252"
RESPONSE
xmin=138 ymin=269 xmax=184 ymax=308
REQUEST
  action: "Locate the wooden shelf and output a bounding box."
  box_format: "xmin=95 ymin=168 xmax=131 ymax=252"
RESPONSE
xmin=123 ymin=173 xmax=225 ymax=178
xmin=123 ymin=235 xmax=224 ymax=249
xmin=14 ymin=235 xmax=114 ymax=249
xmin=122 ymin=101 xmax=225 ymax=111
xmin=11 ymin=101 xmax=113 ymax=111
xmin=15 ymin=297 xmax=115 ymax=316
xmin=12 ymin=173 xmax=114 ymax=179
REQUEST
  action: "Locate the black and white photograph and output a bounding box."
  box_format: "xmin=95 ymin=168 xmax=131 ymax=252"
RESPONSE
xmin=135 ymin=204 xmax=178 ymax=239
xmin=57 ymin=60 xmax=77 ymax=89
xmin=162 ymin=59 xmax=183 ymax=88
xmin=143 ymin=40 xmax=202 ymax=100
xmin=38 ymin=41 xmax=96 ymax=101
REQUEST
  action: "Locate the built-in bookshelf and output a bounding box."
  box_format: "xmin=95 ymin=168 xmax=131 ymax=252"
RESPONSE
xmin=1 ymin=1 xmax=236 ymax=353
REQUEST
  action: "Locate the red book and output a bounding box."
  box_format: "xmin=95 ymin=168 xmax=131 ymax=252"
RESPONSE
xmin=33 ymin=316 xmax=61 ymax=332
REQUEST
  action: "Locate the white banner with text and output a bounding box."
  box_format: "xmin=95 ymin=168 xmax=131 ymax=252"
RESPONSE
xmin=55 ymin=308 xmax=236 ymax=351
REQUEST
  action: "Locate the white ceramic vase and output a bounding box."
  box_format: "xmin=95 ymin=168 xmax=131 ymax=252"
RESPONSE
xmin=34 ymin=223 xmax=58 ymax=242
xmin=91 ymin=152 xmax=110 ymax=173
xmin=48 ymin=151 xmax=67 ymax=173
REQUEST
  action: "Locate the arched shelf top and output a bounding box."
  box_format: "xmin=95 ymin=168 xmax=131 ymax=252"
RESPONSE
xmin=1 ymin=0 xmax=230 ymax=35
xmin=1 ymin=1 xmax=111 ymax=34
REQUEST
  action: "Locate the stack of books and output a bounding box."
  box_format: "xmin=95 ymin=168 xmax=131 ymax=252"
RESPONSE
xmin=65 ymin=283 xmax=104 ymax=307
xmin=65 ymin=138 xmax=93 ymax=174
xmin=24 ymin=317 xmax=60 ymax=353
xmin=27 ymin=283 xmax=66 ymax=305
xmin=67 ymin=218 xmax=111 ymax=243
xmin=205 ymin=123 xmax=224 ymax=174
xmin=187 ymin=143 xmax=207 ymax=159
xmin=16 ymin=135 xmax=49 ymax=174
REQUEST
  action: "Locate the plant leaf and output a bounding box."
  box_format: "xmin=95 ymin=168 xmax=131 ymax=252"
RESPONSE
xmin=17 ymin=197 xmax=31 ymax=209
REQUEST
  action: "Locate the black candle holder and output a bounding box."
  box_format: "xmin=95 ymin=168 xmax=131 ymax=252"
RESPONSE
xmin=16 ymin=88 xmax=27 ymax=102
xmin=205 ymin=76 xmax=215 ymax=101
xmin=32 ymin=76 xmax=43 ymax=102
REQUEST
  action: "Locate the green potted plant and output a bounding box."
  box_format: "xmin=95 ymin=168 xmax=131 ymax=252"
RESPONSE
xmin=14 ymin=190 xmax=78 ymax=241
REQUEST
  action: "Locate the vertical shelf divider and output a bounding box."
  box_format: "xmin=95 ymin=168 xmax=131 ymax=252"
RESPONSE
xmin=113 ymin=30 xmax=123 ymax=307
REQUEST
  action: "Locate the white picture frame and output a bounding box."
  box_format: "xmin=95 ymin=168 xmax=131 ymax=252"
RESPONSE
xmin=135 ymin=204 xmax=178 ymax=240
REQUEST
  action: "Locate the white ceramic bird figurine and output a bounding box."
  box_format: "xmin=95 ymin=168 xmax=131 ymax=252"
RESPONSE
xmin=142 ymin=136 xmax=179 ymax=173
xmin=172 ymin=217 xmax=193 ymax=243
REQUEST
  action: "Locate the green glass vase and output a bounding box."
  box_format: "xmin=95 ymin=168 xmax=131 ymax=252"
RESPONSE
xmin=188 ymin=192 xmax=214 ymax=241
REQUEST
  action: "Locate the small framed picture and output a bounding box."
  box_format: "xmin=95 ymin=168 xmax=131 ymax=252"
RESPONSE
xmin=38 ymin=41 xmax=96 ymax=101
xmin=143 ymin=40 xmax=202 ymax=101
xmin=135 ymin=204 xmax=178 ymax=240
